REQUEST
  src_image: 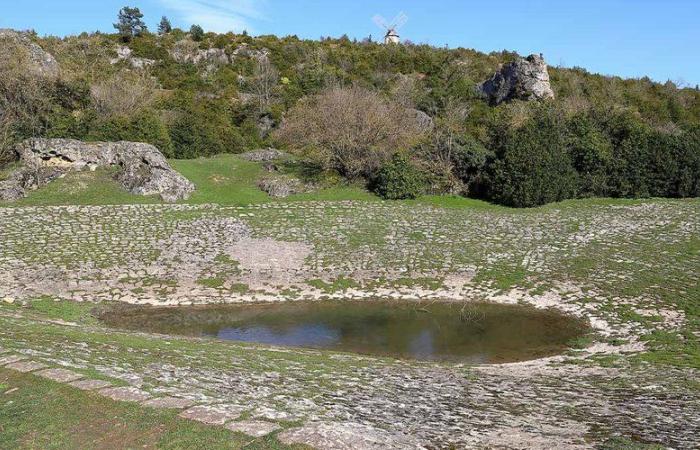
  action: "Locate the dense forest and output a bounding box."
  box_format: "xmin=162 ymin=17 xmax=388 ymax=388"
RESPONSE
xmin=2 ymin=8 xmax=700 ymax=206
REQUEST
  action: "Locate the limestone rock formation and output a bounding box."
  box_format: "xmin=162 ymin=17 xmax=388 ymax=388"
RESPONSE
xmin=110 ymin=46 xmax=155 ymax=69
xmin=478 ymin=54 xmax=554 ymax=105
xmin=170 ymin=40 xmax=230 ymax=65
xmin=0 ymin=29 xmax=59 ymax=78
xmin=0 ymin=139 xmax=194 ymax=202
xmin=231 ymin=43 xmax=269 ymax=60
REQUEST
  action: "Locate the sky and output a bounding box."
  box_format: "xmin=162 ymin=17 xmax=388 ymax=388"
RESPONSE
xmin=1 ymin=0 xmax=699 ymax=86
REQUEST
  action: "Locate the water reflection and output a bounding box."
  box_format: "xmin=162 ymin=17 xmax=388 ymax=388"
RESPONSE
xmin=100 ymin=300 xmax=589 ymax=363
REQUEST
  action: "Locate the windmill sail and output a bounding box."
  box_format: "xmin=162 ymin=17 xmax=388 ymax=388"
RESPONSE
xmin=372 ymin=11 xmax=408 ymax=44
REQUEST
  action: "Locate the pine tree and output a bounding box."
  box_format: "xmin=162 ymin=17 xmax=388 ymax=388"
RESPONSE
xmin=190 ymin=24 xmax=204 ymax=42
xmin=158 ymin=16 xmax=172 ymax=35
xmin=113 ymin=6 xmax=147 ymax=42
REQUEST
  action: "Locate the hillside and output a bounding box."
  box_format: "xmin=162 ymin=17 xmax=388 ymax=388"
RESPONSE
xmin=1 ymin=25 xmax=700 ymax=206
xmin=1 ymin=15 xmax=700 ymax=450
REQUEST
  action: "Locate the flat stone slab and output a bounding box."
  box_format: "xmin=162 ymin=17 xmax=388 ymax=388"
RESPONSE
xmin=98 ymin=386 xmax=151 ymax=402
xmin=69 ymin=379 xmax=112 ymax=391
xmin=4 ymin=360 xmax=47 ymax=373
xmin=0 ymin=355 xmax=27 ymax=366
xmin=179 ymin=405 xmax=242 ymax=425
xmin=225 ymin=420 xmax=282 ymax=437
xmin=34 ymin=368 xmax=84 ymax=383
xmin=142 ymin=396 xmax=195 ymax=410
xmin=278 ymin=422 xmax=425 ymax=450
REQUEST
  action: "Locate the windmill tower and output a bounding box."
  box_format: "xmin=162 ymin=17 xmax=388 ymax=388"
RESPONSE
xmin=372 ymin=12 xmax=408 ymax=45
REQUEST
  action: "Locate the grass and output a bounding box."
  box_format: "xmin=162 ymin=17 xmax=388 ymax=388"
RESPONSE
xmin=170 ymin=155 xmax=270 ymax=205
xmin=9 ymin=168 xmax=160 ymax=206
xmin=197 ymin=277 xmax=226 ymax=289
xmin=24 ymin=296 xmax=98 ymax=325
xmin=0 ymin=369 xmax=297 ymax=450
xmin=306 ymin=276 xmax=361 ymax=293
xmin=3 ymin=153 xmax=690 ymax=212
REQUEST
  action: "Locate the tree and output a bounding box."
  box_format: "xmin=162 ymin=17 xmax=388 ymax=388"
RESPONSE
xmin=90 ymin=70 xmax=158 ymax=117
xmin=274 ymin=86 xmax=426 ymax=179
xmin=189 ymin=24 xmax=204 ymax=42
xmin=113 ymin=6 xmax=147 ymax=42
xmin=157 ymin=16 xmax=172 ymax=35
xmin=250 ymin=56 xmax=279 ymax=113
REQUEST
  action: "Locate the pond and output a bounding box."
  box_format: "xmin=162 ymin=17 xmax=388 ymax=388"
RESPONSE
xmin=100 ymin=300 xmax=589 ymax=363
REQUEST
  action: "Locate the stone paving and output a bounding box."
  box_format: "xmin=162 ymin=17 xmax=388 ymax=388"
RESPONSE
xmin=0 ymin=200 xmax=699 ymax=448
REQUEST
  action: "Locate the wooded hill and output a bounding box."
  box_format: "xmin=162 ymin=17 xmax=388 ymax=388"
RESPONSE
xmin=1 ymin=16 xmax=699 ymax=206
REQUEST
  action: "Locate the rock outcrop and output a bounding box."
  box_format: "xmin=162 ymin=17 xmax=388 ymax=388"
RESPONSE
xmin=110 ymin=46 xmax=155 ymax=69
xmin=0 ymin=29 xmax=59 ymax=78
xmin=170 ymin=40 xmax=230 ymax=65
xmin=0 ymin=139 xmax=194 ymax=202
xmin=240 ymin=148 xmax=287 ymax=162
xmin=478 ymin=54 xmax=554 ymax=105
xmin=257 ymin=176 xmax=307 ymax=198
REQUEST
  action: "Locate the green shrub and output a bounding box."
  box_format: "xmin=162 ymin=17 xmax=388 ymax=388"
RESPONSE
xmin=86 ymin=110 xmax=173 ymax=155
xmin=129 ymin=34 xmax=168 ymax=60
xmin=486 ymin=112 xmax=578 ymax=207
xmin=566 ymin=113 xmax=611 ymax=197
xmin=372 ymin=153 xmax=425 ymax=200
xmin=190 ymin=25 xmax=204 ymax=42
xmin=169 ymin=109 xmax=243 ymax=159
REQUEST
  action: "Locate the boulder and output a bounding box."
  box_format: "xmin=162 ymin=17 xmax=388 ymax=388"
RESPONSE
xmin=257 ymin=176 xmax=306 ymax=198
xmin=1 ymin=138 xmax=194 ymax=202
xmin=0 ymin=29 xmax=59 ymax=78
xmin=478 ymin=54 xmax=554 ymax=105
xmin=240 ymin=148 xmax=287 ymax=162
xmin=411 ymin=109 xmax=434 ymax=132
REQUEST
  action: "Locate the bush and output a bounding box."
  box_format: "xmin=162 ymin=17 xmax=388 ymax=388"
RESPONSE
xmin=372 ymin=153 xmax=425 ymax=200
xmin=673 ymin=126 xmax=700 ymax=197
xmin=485 ymin=112 xmax=578 ymax=207
xmin=90 ymin=70 xmax=158 ymax=117
xmin=0 ymin=35 xmax=55 ymax=164
xmin=168 ymin=99 xmax=243 ymax=158
xmin=86 ymin=109 xmax=173 ymax=155
xmin=274 ymin=86 xmax=426 ymax=179
xmin=565 ymin=113 xmax=611 ymax=197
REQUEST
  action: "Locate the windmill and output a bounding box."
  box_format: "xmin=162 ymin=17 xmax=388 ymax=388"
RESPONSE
xmin=372 ymin=11 xmax=408 ymax=45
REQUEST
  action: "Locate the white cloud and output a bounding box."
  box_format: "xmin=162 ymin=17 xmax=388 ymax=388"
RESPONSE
xmin=159 ymin=0 xmax=266 ymax=33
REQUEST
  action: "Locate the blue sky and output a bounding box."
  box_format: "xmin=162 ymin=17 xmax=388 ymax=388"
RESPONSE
xmin=1 ymin=0 xmax=699 ymax=85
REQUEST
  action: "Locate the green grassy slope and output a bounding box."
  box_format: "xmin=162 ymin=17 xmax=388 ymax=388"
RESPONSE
xmin=2 ymin=153 xmax=676 ymax=210
xmin=0 ymin=368 xmax=297 ymax=449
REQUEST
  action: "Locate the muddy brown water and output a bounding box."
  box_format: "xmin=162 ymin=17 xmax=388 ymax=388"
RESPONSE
xmin=100 ymin=300 xmax=590 ymax=363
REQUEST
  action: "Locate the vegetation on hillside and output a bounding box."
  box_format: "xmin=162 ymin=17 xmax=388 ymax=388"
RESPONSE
xmin=1 ymin=7 xmax=699 ymax=206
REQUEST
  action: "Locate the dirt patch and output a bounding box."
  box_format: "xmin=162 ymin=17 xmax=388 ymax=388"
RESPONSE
xmin=208 ymin=174 xmax=229 ymax=184
xmin=227 ymin=237 xmax=312 ymax=272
